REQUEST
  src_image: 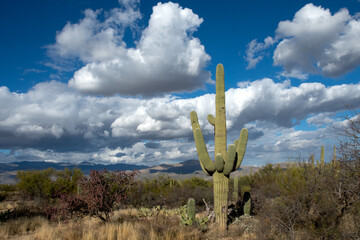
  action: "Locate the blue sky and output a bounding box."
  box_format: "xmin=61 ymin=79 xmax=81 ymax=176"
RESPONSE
xmin=0 ymin=0 xmax=359 ymax=166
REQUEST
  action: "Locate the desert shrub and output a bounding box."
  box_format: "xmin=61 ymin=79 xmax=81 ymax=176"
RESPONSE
xmin=251 ymin=159 xmax=360 ymax=239
xmin=0 ymin=206 xmax=47 ymax=222
xmin=17 ymin=168 xmax=55 ymax=199
xmin=16 ymin=168 xmax=83 ymax=200
xmin=52 ymin=167 xmax=83 ymax=196
xmin=0 ymin=184 xmax=17 ymax=202
xmin=128 ymin=176 xmax=212 ymax=208
xmin=49 ymin=169 xmax=136 ymax=222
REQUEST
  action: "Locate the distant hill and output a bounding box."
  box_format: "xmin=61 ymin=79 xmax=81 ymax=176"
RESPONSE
xmin=0 ymin=159 xmax=266 ymax=184
xmin=148 ymin=160 xmax=202 ymax=174
xmin=0 ymin=161 xmax=147 ymax=184
xmin=0 ymin=161 xmax=147 ymax=173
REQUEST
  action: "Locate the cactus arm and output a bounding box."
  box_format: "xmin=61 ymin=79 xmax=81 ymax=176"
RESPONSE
xmin=223 ymin=144 xmax=236 ymax=175
xmin=215 ymin=153 xmax=224 ymax=172
xmin=234 ymin=128 xmax=248 ymax=170
xmin=194 ymin=128 xmax=216 ymax=174
xmin=190 ymin=111 xmax=201 ymax=130
xmin=207 ymin=114 xmax=215 ymax=126
xmin=190 ymin=111 xmax=215 ymax=175
xmin=320 ymin=146 xmax=324 ymax=167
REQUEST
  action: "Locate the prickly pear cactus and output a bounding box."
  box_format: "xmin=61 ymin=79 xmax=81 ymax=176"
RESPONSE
xmin=190 ymin=64 xmax=248 ymax=228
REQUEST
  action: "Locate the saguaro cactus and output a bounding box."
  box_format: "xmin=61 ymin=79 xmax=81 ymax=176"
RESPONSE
xmin=187 ymin=198 xmax=195 ymax=222
xmin=310 ymin=154 xmax=315 ymax=166
xmin=190 ymin=64 xmax=248 ymax=228
xmin=233 ymin=175 xmax=239 ymax=202
xmin=243 ymin=192 xmax=251 ymax=217
xmin=181 ymin=198 xmax=196 ymax=226
xmin=320 ymin=146 xmax=325 ymax=167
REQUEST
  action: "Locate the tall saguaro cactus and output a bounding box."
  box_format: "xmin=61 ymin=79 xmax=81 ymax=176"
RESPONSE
xmin=190 ymin=64 xmax=248 ymax=228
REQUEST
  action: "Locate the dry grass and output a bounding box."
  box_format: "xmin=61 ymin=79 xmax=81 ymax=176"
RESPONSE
xmin=0 ymin=216 xmax=47 ymax=239
xmin=0 ymin=208 xmax=258 ymax=240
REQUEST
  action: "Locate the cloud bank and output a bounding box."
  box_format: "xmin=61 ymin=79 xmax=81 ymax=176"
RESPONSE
xmin=1 ymin=79 xmax=359 ymax=165
xmin=246 ymin=3 xmax=360 ymax=79
xmin=49 ymin=2 xmax=211 ymax=96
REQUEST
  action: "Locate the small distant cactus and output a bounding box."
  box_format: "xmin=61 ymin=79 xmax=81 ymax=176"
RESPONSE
xmin=169 ymin=179 xmax=175 ymax=188
xmin=320 ymin=146 xmax=325 ymax=167
xmin=181 ymin=198 xmax=196 ymax=226
xmin=180 ymin=198 xmax=209 ymax=231
xmin=310 ymin=154 xmax=315 ymax=165
xmin=187 ymin=198 xmax=195 ymax=222
xmin=243 ymin=192 xmax=251 ymax=217
xmin=332 ymin=145 xmax=340 ymax=175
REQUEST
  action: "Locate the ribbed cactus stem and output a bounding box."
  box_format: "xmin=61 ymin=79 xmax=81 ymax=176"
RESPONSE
xmin=333 ymin=145 xmax=336 ymax=162
xmin=243 ymin=192 xmax=251 ymax=217
xmin=321 ymin=146 xmax=325 ymax=167
xmin=310 ymin=154 xmax=315 ymax=165
xmin=214 ymin=174 xmax=228 ymax=226
xmin=233 ymin=175 xmax=239 ymax=202
xmin=190 ymin=64 xmax=248 ymax=228
xmin=187 ymin=198 xmax=195 ymax=221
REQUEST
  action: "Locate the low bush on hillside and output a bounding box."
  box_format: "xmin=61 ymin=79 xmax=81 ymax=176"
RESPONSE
xmin=47 ymin=169 xmax=136 ymax=222
xmin=16 ymin=167 xmax=83 ymax=200
xmin=249 ymin=162 xmax=360 ymax=239
xmin=0 ymin=184 xmax=17 ymax=202
xmin=128 ymin=175 xmax=213 ymax=208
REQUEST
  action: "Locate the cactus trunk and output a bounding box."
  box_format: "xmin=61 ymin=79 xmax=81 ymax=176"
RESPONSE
xmin=190 ymin=64 xmax=248 ymax=228
xmin=214 ymin=172 xmax=229 ymax=226
xmin=213 ymin=65 xmax=228 ymax=227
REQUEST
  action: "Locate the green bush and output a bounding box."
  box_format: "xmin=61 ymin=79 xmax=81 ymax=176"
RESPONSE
xmin=16 ymin=168 xmax=83 ymax=200
xmin=0 ymin=184 xmax=17 ymax=202
xmin=128 ymin=175 xmax=212 ymax=208
xmin=252 ymin=161 xmax=360 ymax=239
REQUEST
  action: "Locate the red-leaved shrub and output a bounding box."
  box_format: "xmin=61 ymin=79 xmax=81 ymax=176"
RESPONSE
xmin=48 ymin=169 xmax=136 ymax=222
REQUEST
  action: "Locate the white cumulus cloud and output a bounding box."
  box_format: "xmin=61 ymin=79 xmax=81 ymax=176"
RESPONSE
xmin=245 ymin=3 xmax=360 ymax=79
xmin=245 ymin=37 xmax=275 ymax=69
xmin=1 ymin=79 xmax=360 ymax=165
xmin=50 ymin=2 xmax=211 ymax=96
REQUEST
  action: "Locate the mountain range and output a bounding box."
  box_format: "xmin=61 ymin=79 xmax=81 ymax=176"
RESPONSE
xmin=0 ymin=160 xmax=261 ymax=184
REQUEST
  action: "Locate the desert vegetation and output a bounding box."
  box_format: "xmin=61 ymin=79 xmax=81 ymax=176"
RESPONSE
xmin=1 ymin=140 xmax=359 ymax=240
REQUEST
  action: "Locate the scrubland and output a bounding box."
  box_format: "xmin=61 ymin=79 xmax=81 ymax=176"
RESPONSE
xmin=1 ymin=154 xmax=359 ymax=240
